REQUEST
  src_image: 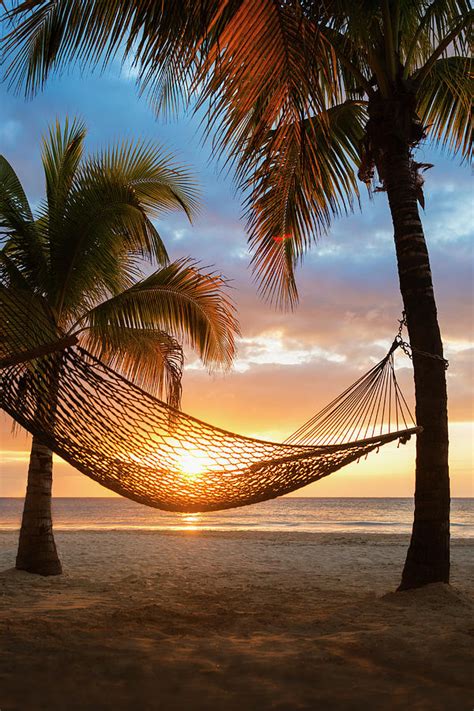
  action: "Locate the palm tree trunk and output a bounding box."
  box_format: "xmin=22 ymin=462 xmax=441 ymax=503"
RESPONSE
xmin=16 ymin=435 xmax=62 ymax=576
xmin=383 ymin=143 xmax=450 ymax=590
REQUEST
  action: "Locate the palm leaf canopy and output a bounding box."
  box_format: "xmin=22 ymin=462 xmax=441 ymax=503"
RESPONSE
xmin=2 ymin=1 xmax=472 ymax=307
xmin=0 ymin=119 xmax=239 ymax=405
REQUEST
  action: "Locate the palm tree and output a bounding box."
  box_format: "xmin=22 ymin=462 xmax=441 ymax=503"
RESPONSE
xmin=2 ymin=2 xmax=472 ymax=589
xmin=0 ymin=118 xmax=239 ymax=575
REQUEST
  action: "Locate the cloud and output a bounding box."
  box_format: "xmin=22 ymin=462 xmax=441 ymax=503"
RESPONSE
xmin=187 ymin=331 xmax=347 ymax=373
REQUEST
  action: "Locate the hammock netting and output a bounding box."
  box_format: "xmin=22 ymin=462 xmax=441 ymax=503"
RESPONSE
xmin=0 ymin=304 xmax=419 ymax=512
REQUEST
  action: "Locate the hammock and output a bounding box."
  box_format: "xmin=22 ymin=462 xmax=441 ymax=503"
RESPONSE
xmin=0 ymin=315 xmax=420 ymax=512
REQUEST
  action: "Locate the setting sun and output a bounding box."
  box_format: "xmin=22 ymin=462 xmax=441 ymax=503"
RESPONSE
xmin=176 ymin=448 xmax=214 ymax=478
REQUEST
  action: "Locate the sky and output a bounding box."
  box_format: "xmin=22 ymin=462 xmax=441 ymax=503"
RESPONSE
xmin=0 ymin=58 xmax=473 ymax=499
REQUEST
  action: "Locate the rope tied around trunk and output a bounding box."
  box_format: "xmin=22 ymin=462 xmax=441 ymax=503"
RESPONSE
xmin=396 ymin=312 xmax=449 ymax=370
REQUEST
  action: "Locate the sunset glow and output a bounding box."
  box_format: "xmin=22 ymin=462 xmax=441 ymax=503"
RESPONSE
xmin=176 ymin=449 xmax=212 ymax=478
xmin=0 ymin=5 xmax=472 ymax=709
xmin=0 ymin=52 xmax=472 ymax=501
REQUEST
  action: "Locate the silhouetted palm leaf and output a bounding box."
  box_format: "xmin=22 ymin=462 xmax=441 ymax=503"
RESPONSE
xmin=243 ymin=101 xmax=367 ymax=306
xmin=81 ymin=258 xmax=239 ymax=371
xmin=417 ymin=56 xmax=473 ymax=159
xmin=3 ymin=0 xmax=472 ymax=304
xmin=1 ymin=119 xmax=238 ymax=404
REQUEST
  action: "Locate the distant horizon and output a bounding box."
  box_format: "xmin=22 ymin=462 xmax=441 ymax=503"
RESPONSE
xmin=1 ymin=496 xmax=472 ymax=538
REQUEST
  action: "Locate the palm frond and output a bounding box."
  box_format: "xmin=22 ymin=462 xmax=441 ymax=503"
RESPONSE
xmin=404 ymin=0 xmax=471 ymax=77
xmin=196 ymin=0 xmax=340 ymax=162
xmin=305 ymin=15 xmax=374 ymax=97
xmin=133 ymin=2 xmax=209 ymax=117
xmin=0 ymin=248 xmax=33 ymax=291
xmin=0 ymin=154 xmax=34 ymax=225
xmin=46 ymin=133 xmax=199 ymax=321
xmin=41 ymin=117 xmax=86 ymax=236
xmin=87 ymin=139 xmax=200 ymax=221
xmin=3 ymin=0 xmax=136 ymax=94
xmin=3 ymin=0 xmax=203 ymax=104
xmin=417 ymin=56 xmax=472 ymax=160
xmin=80 ymin=325 xmax=184 ymax=407
xmin=0 ymin=282 xmax=58 ymax=360
xmin=80 ymin=258 xmax=239 ymax=371
xmin=1 ymin=116 xmax=215 ymax=407
xmin=244 ymin=101 xmax=367 ymax=307
xmin=0 ymin=156 xmax=49 ymax=291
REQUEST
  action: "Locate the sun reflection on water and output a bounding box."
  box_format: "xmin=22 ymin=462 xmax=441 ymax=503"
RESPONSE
xmin=180 ymin=513 xmax=202 ymax=530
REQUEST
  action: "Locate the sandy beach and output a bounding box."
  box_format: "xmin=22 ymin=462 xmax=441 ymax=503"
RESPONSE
xmin=0 ymin=530 xmax=473 ymax=710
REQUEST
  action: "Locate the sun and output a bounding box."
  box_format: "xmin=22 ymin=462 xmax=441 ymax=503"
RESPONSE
xmin=176 ymin=448 xmax=212 ymax=478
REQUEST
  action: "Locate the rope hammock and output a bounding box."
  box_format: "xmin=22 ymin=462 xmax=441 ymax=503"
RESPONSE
xmin=0 ymin=301 xmax=421 ymax=512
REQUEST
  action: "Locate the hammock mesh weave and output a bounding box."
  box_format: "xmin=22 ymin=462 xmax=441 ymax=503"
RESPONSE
xmin=1 ymin=329 xmax=419 ymax=512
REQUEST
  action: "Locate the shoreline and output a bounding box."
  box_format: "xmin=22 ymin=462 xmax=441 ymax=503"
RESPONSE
xmin=0 ymin=528 xmax=472 ymax=539
xmin=2 ymin=497 xmax=472 ymax=539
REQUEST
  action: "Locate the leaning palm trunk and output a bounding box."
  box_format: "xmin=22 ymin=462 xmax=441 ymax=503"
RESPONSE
xmin=376 ymin=101 xmax=450 ymax=589
xmin=16 ymin=356 xmax=62 ymax=575
xmin=16 ymin=435 xmax=62 ymax=575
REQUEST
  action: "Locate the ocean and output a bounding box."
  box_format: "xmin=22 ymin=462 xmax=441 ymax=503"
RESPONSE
xmin=0 ymin=497 xmax=472 ymax=537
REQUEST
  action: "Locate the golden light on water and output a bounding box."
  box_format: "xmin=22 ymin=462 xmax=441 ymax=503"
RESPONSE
xmin=181 ymin=513 xmax=202 ymax=530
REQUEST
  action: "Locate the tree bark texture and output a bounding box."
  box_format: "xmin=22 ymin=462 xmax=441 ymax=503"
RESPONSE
xmin=382 ymin=139 xmax=450 ymax=590
xmin=16 ymin=435 xmax=62 ymax=576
